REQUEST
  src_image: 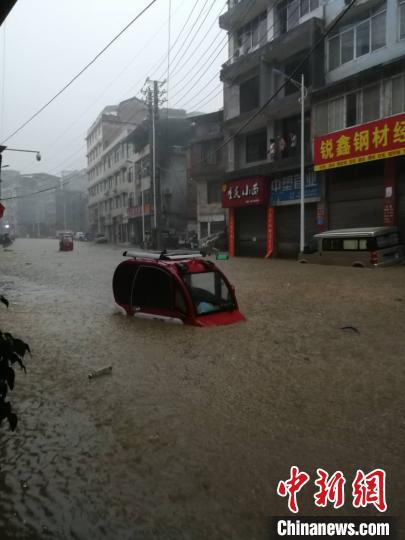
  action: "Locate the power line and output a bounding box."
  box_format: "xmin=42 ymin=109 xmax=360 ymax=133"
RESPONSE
xmin=44 ymin=0 xmax=188 ymax=154
xmin=159 ymin=0 xmax=214 ymax=82
xmin=160 ymin=0 xmax=227 ymax=87
xmin=0 ymin=0 xmax=158 ymax=145
xmin=146 ymin=0 xmax=202 ymax=83
xmin=171 ymin=0 xmax=302 ymax=107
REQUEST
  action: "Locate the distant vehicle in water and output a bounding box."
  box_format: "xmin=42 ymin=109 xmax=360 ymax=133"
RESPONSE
xmin=113 ymin=250 xmax=245 ymax=326
xmin=1 ymin=233 xmax=13 ymax=248
xmin=94 ymin=233 xmax=108 ymax=244
xmin=74 ymin=232 xmax=85 ymax=241
xmin=298 ymin=227 xmax=404 ymax=267
xmin=59 ymin=233 xmax=74 ymax=251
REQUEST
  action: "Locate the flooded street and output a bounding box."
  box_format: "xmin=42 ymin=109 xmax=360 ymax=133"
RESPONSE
xmin=0 ymin=239 xmax=404 ymax=539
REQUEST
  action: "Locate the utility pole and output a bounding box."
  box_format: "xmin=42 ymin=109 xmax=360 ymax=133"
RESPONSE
xmin=142 ymin=78 xmax=166 ymax=250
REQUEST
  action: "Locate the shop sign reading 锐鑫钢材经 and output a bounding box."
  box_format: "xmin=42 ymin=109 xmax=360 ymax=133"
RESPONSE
xmin=314 ymin=112 xmax=405 ymax=171
xmin=221 ymin=177 xmax=267 ymax=208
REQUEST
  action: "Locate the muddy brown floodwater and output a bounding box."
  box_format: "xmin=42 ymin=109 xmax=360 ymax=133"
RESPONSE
xmin=0 ymin=239 xmax=404 ymax=539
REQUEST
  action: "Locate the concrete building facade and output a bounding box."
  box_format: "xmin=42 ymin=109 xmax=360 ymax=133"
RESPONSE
xmin=188 ymin=110 xmax=227 ymax=239
xmin=219 ymin=0 xmax=405 ymax=257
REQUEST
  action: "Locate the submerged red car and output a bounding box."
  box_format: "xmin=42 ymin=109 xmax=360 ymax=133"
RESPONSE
xmin=113 ymin=250 xmax=245 ymax=327
xmin=59 ymin=233 xmax=74 ymax=251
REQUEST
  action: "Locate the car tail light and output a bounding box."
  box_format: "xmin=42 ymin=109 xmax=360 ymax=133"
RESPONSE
xmin=370 ymin=251 xmax=379 ymax=265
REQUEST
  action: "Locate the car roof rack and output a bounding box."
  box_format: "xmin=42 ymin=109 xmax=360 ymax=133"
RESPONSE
xmin=123 ymin=249 xmax=204 ymax=261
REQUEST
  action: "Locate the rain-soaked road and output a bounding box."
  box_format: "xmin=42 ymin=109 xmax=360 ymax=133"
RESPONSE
xmin=0 ymin=239 xmax=404 ymax=539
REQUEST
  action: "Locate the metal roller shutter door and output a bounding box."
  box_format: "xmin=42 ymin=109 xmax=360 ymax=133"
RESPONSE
xmin=328 ymin=163 xmax=384 ymax=230
xmin=235 ymin=206 xmax=267 ymax=257
xmin=276 ymin=203 xmax=317 ymax=257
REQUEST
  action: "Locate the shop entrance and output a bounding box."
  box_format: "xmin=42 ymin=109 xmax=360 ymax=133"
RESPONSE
xmin=276 ymin=203 xmax=317 ymax=257
xmin=234 ymin=206 xmax=267 ymax=257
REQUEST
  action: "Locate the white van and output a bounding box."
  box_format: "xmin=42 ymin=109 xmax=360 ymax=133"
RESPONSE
xmin=298 ymin=227 xmax=404 ymax=267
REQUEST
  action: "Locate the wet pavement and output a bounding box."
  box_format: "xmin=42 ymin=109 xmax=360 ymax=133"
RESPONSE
xmin=0 ymin=239 xmax=404 ymax=539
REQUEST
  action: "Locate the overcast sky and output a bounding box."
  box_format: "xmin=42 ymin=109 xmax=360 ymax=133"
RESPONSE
xmin=0 ymin=0 xmax=227 ymax=175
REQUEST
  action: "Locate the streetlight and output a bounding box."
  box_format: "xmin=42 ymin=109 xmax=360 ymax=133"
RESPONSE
xmin=272 ymin=69 xmax=308 ymax=252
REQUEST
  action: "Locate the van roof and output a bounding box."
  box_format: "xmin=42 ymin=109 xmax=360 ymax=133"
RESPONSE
xmin=314 ymin=227 xmax=398 ymax=239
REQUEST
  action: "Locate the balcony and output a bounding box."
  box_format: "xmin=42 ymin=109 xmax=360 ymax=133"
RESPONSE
xmin=261 ymin=16 xmax=323 ymax=64
xmin=219 ymin=0 xmax=268 ymax=31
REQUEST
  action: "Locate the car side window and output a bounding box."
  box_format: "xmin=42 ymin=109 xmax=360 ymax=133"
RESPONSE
xmin=132 ymin=267 xmax=172 ymax=310
xmin=322 ymin=238 xmax=343 ymax=251
xmin=174 ymin=287 xmax=187 ymax=314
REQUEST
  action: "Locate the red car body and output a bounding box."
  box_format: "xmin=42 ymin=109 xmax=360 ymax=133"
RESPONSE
xmin=113 ymin=250 xmax=245 ymax=327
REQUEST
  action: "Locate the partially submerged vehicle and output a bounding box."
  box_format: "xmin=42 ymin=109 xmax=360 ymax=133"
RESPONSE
xmin=59 ymin=233 xmax=74 ymax=251
xmin=298 ymin=227 xmax=404 ymax=267
xmin=113 ymin=250 xmax=245 ymax=326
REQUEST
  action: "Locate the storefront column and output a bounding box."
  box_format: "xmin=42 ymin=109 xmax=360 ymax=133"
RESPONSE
xmin=265 ymin=207 xmax=274 ymax=258
xmin=228 ymin=207 xmax=235 ymax=257
xmin=384 ymin=158 xmax=397 ymax=226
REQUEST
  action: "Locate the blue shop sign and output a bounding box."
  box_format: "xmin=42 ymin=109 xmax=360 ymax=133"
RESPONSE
xmin=271 ymin=172 xmax=320 ymax=206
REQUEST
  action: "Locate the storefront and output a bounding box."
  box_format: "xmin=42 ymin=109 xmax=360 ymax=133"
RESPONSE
xmin=270 ymin=170 xmax=320 ymax=256
xmin=314 ymin=112 xmax=405 ymax=234
xmin=221 ymin=177 xmax=273 ymax=257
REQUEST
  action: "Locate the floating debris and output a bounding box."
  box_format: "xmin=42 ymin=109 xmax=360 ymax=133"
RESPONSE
xmin=340 ymin=326 xmax=360 ymax=334
xmin=88 ymin=366 xmax=112 ymax=380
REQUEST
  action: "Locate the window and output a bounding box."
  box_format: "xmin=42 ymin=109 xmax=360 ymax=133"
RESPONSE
xmin=207 ymin=181 xmax=222 ymax=204
xmin=356 ymin=20 xmax=370 ymax=57
xmin=240 ymin=76 xmax=259 ymax=113
xmin=201 ymin=142 xmax=218 ymax=164
xmin=400 ymin=1 xmax=405 ymax=39
xmin=343 ymin=239 xmax=359 ymax=250
xmin=328 ymin=97 xmax=344 ymax=132
xmin=391 ymin=76 xmax=404 ymax=114
xmin=322 ymin=238 xmax=343 ymax=251
xmin=236 ymin=11 xmax=267 ymax=52
xmin=341 ymin=29 xmax=354 ymax=63
xmin=182 ymin=271 xmax=234 ymax=315
xmin=328 ymin=6 xmax=386 ymax=70
xmin=362 ymin=84 xmax=380 ymax=122
xmin=300 ymin=0 xmax=319 ymax=17
xmin=346 ymin=92 xmax=359 ymax=127
xmin=328 ymin=35 xmax=340 ymax=71
xmin=132 ymin=267 xmax=172 ymax=310
xmin=371 ymin=10 xmax=386 ymax=50
xmin=246 ymin=130 xmax=267 ymax=163
xmin=376 ymin=233 xmax=400 ymax=248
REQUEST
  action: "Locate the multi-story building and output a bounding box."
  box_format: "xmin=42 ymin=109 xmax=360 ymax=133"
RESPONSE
xmin=219 ymin=0 xmax=325 ymax=256
xmin=312 ymin=0 xmax=405 ymax=243
xmin=188 ymin=110 xmax=227 ymax=239
xmin=126 ymin=111 xmax=193 ymax=246
xmin=86 ymin=97 xmax=147 ymax=242
xmin=219 ymin=0 xmax=405 ymax=257
xmin=15 ymin=173 xmax=60 ymax=237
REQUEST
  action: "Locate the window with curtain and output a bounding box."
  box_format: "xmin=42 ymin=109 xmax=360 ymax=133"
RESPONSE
xmin=362 ymin=84 xmax=380 ymax=122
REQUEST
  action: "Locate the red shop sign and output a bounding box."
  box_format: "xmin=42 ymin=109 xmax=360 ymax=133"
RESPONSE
xmin=221 ymin=177 xmax=267 ymax=208
xmin=314 ymin=112 xmax=405 ymax=171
